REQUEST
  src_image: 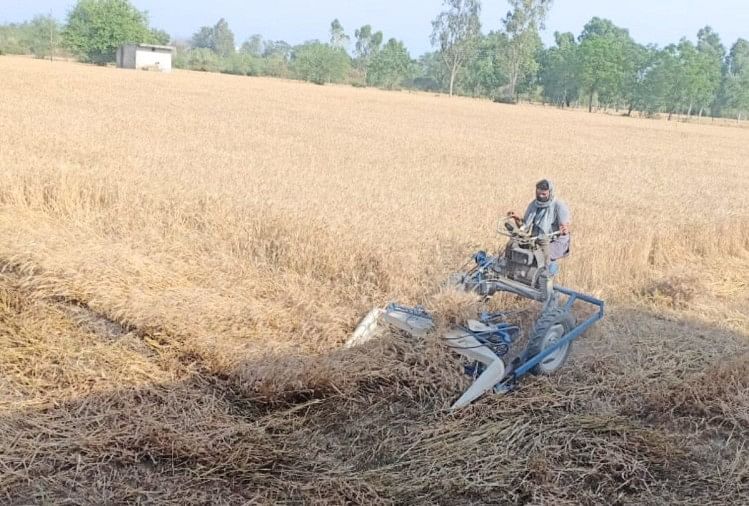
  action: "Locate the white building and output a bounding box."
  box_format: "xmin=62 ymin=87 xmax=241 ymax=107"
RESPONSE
xmin=116 ymin=44 xmax=175 ymax=73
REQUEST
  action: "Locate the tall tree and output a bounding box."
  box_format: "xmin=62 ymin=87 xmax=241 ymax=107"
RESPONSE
xmin=624 ymin=44 xmax=666 ymax=116
xmin=240 ymin=34 xmax=263 ymax=57
xmin=695 ymin=26 xmax=725 ymax=116
xmin=500 ymin=0 xmax=552 ymax=99
xmin=642 ymin=41 xmax=713 ymax=120
xmin=330 ymin=19 xmax=350 ymax=50
xmin=263 ymin=40 xmax=292 ymax=60
xmin=722 ymin=47 xmax=749 ymax=121
xmin=354 ymin=24 xmax=383 ymax=80
xmin=28 ymin=14 xmax=61 ymax=60
xmin=186 ymin=47 xmax=220 ymax=72
xmin=726 ymin=38 xmax=749 ymax=76
xmin=293 ymin=41 xmax=350 ymax=85
xmin=414 ymin=51 xmax=450 ymax=91
xmin=149 ymin=28 xmax=171 ymax=45
xmin=366 ymin=38 xmax=412 ymax=89
xmin=643 ymin=45 xmax=683 ymax=119
xmin=0 ymin=23 xmax=28 ymax=54
xmin=191 ymin=26 xmax=213 ymax=49
xmin=620 ymin=42 xmax=650 ymax=115
xmin=262 ymin=40 xmax=293 ymax=77
xmin=577 ymin=18 xmax=636 ymax=111
xmin=430 ymin=0 xmax=482 ymax=97
xmin=697 ymin=26 xmax=725 ymax=59
xmin=191 ymin=18 xmax=235 ymax=57
xmin=539 ymin=31 xmax=579 ymax=106
xmin=212 ymin=18 xmax=235 ymax=57
xmin=63 ymin=0 xmax=155 ymax=63
xmin=676 ymin=38 xmax=720 ymax=117
xmin=461 ymin=31 xmax=509 ymax=98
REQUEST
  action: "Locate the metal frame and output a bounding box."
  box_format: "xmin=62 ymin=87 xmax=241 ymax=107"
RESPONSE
xmin=495 ymin=286 xmax=605 ymax=389
xmin=436 ymin=285 xmax=604 ymax=407
xmin=346 ymin=285 xmax=604 ymax=409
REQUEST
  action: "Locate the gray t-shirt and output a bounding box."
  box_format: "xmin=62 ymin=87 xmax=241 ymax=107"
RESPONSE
xmin=523 ymin=199 xmax=571 ymax=235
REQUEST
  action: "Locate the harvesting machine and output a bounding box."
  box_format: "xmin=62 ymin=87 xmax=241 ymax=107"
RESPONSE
xmin=345 ymin=217 xmax=605 ymax=409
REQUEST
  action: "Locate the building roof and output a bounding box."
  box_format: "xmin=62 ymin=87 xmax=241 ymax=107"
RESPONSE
xmin=130 ymin=43 xmax=175 ymax=52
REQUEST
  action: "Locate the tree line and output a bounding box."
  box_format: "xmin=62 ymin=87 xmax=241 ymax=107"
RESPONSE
xmin=2 ymin=0 xmax=748 ymax=120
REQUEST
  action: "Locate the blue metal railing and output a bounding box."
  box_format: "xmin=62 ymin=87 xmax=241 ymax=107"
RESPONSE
xmin=510 ymin=286 xmax=605 ymax=379
xmin=383 ymin=284 xmax=605 ymax=390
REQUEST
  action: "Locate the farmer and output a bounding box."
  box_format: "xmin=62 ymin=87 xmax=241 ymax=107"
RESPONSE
xmin=507 ymin=179 xmax=571 ymax=262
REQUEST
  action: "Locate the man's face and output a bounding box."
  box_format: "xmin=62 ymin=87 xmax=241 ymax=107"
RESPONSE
xmin=536 ymin=188 xmax=550 ymax=202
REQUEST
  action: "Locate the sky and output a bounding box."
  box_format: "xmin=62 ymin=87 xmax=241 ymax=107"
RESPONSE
xmin=4 ymin=1 xmax=749 ymax=55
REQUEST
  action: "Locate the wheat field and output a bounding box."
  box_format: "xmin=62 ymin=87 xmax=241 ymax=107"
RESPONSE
xmin=0 ymin=56 xmax=748 ymax=504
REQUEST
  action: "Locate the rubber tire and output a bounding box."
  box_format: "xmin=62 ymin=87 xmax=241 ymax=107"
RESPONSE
xmin=527 ymin=307 xmax=575 ymax=376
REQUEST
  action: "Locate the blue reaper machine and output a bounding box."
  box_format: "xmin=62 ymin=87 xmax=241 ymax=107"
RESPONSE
xmin=346 ymin=213 xmax=604 ymax=410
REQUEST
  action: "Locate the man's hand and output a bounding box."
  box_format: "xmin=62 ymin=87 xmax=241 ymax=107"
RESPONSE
xmin=506 ymin=211 xmax=523 ymax=227
xmin=559 ymin=223 xmax=570 ymax=235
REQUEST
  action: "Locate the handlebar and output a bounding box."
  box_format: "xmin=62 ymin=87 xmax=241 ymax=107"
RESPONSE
xmin=496 ymin=216 xmax=562 ymax=242
xmin=497 ymin=229 xmax=562 ymax=241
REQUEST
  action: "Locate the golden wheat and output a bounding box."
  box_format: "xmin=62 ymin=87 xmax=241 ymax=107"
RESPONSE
xmin=0 ymin=56 xmax=747 ymax=504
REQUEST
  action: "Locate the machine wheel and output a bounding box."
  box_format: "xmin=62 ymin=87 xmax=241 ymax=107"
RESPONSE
xmin=527 ymin=307 xmax=575 ymax=376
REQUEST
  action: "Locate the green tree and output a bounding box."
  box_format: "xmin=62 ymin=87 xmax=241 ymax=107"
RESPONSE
xmin=186 ymin=47 xmax=220 ymax=72
xmin=620 ymin=42 xmax=651 ymax=115
xmin=719 ymin=39 xmax=749 ymax=120
xmin=240 ymin=34 xmax=263 ymax=57
xmin=461 ymin=31 xmax=509 ymax=98
xmin=191 ymin=26 xmax=213 ymax=49
xmin=263 ymin=40 xmax=292 ymax=59
xmin=366 ymin=38 xmax=412 ymax=89
xmin=722 ymin=75 xmax=749 ymax=121
xmin=222 ymin=52 xmax=260 ymax=76
xmin=354 ymin=25 xmax=383 ymax=80
xmin=697 ymin=26 xmax=725 ymax=60
xmin=0 ymin=23 xmax=29 ymax=55
xmin=430 ymin=0 xmax=482 ymax=96
xmin=500 ymin=0 xmax=552 ymax=100
xmin=539 ymin=31 xmax=579 ymax=106
xmin=292 ymin=41 xmax=350 ymax=84
xmin=642 ymin=42 xmax=706 ymax=120
xmin=694 ymin=26 xmax=724 ymax=116
xmin=726 ymin=38 xmax=749 ymax=76
xmin=262 ymin=40 xmax=292 ymax=77
xmin=149 ymin=28 xmax=171 ymax=45
xmin=330 ymin=19 xmax=350 ymax=50
xmin=63 ymin=0 xmax=155 ymax=63
xmin=412 ymin=51 xmax=449 ymax=91
xmin=212 ymin=18 xmax=235 ymax=57
xmin=673 ymin=38 xmax=721 ymax=117
xmin=28 ymin=15 xmax=61 ymax=60
xmin=577 ymin=18 xmax=635 ymax=111
xmin=642 ymin=46 xmax=681 ymax=118
xmin=171 ymin=41 xmax=190 ymax=69
xmin=630 ymin=47 xmax=667 ymax=115
xmin=191 ymin=18 xmax=235 ymax=57
xmin=577 ymin=35 xmax=621 ymax=111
